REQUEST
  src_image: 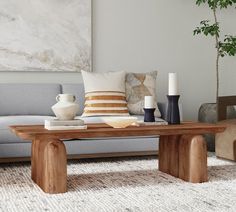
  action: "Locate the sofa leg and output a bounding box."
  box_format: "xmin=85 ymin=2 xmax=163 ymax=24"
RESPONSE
xmin=31 ymin=136 xmax=67 ymax=194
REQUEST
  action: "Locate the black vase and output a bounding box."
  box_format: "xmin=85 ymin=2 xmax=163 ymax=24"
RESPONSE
xmin=144 ymin=108 xmax=156 ymax=122
xmin=167 ymin=95 xmax=180 ymax=124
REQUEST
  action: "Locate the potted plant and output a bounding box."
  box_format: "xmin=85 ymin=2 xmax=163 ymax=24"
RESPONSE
xmin=193 ymin=0 xmax=236 ymax=150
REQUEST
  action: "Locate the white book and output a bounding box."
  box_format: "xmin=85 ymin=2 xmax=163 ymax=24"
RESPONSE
xmin=138 ymin=121 xmax=168 ymax=126
xmin=45 ymin=119 xmax=84 ymax=127
xmin=45 ymin=125 xmax=87 ymax=130
xmin=137 ymin=118 xmax=168 ymax=126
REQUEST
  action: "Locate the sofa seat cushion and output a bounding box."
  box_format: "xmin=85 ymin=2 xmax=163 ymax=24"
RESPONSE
xmin=0 ymin=116 xmax=54 ymax=144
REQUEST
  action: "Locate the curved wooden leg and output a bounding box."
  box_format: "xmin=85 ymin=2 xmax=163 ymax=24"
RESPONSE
xmin=31 ymin=136 xmax=67 ymax=194
xmin=179 ymin=135 xmax=208 ymax=183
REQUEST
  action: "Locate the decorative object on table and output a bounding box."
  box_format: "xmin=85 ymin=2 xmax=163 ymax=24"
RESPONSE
xmin=193 ymin=0 xmax=236 ymax=149
xmin=44 ymin=119 xmax=86 ymax=130
xmin=138 ymin=117 xmax=168 ymax=126
xmin=81 ymin=71 xmax=129 ymax=117
xmin=125 ymin=71 xmax=161 ymax=117
xmin=44 ymin=119 xmax=84 ymax=129
xmin=45 ymin=119 xmax=84 ymax=127
xmin=101 ymin=116 xmax=138 ymax=128
xmin=167 ymin=73 xmax=180 ymax=125
xmin=143 ymin=96 xmax=156 ymax=122
xmin=0 ymin=0 xmax=91 ymax=72
xmin=51 ymin=94 xmax=79 ymax=120
xmin=45 ymin=125 xmax=87 ymax=130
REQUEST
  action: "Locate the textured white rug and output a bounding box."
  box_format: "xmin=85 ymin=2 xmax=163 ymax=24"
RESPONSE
xmin=0 ymin=154 xmax=236 ymax=212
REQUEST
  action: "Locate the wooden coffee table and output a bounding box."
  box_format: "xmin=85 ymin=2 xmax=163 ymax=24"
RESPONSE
xmin=10 ymin=122 xmax=225 ymax=194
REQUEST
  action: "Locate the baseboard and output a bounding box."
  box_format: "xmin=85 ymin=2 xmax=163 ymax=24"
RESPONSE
xmin=0 ymin=151 xmax=158 ymax=163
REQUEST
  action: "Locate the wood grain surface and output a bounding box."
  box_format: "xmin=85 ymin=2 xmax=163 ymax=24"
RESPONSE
xmin=10 ymin=122 xmax=226 ymax=140
xmin=179 ymin=135 xmax=208 ymax=183
xmin=31 ymin=136 xmax=67 ymax=194
xmin=10 ymin=122 xmax=225 ymax=193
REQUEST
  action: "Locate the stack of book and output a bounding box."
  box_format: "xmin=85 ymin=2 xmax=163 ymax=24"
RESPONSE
xmin=44 ymin=119 xmax=87 ymax=130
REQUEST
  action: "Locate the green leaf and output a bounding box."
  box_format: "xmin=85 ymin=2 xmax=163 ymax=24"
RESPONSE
xmin=195 ymin=0 xmax=236 ymax=9
xmin=193 ymin=20 xmax=220 ymax=37
xmin=219 ymin=35 xmax=236 ymax=57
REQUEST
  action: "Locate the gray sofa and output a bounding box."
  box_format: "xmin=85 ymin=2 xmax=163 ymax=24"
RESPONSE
xmin=0 ymin=83 xmax=169 ymax=161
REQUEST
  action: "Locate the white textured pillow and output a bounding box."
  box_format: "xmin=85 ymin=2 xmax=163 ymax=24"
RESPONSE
xmin=81 ymin=71 xmax=129 ymax=117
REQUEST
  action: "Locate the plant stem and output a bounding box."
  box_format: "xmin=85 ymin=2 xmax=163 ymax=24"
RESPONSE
xmin=213 ymin=7 xmax=220 ymax=105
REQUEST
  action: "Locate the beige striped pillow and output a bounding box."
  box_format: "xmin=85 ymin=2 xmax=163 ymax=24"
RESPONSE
xmin=81 ymin=71 xmax=129 ymax=117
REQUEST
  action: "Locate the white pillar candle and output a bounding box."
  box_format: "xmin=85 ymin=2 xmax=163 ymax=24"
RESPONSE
xmin=168 ymin=73 xmax=178 ymax=95
xmin=144 ymin=96 xmax=155 ymax=108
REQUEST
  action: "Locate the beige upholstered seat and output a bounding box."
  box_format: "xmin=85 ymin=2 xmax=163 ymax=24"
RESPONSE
xmin=216 ymin=119 xmax=236 ymax=161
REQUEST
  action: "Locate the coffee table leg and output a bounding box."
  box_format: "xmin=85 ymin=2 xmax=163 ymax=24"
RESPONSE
xmin=159 ymin=135 xmax=208 ymax=183
xmin=159 ymin=135 xmax=180 ymax=177
xmin=179 ymin=135 xmax=208 ymax=183
xmin=31 ymin=136 xmax=67 ymax=194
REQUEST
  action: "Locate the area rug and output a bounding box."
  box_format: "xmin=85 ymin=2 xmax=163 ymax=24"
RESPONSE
xmin=0 ymin=154 xmax=236 ymax=212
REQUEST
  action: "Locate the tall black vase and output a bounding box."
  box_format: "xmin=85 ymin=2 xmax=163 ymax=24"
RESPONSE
xmin=167 ymin=95 xmax=180 ymax=124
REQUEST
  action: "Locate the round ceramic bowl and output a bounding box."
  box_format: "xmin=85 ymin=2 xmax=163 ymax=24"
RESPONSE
xmin=101 ymin=116 xmax=138 ymax=128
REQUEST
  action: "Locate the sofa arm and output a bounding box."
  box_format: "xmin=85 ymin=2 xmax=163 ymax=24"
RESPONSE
xmin=158 ymin=102 xmax=183 ymax=121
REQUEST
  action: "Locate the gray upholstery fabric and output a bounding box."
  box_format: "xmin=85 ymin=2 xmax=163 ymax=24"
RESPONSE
xmin=0 ymin=84 xmax=61 ymax=115
xmin=0 ymin=143 xmax=32 ymax=158
xmin=0 ymin=116 xmax=54 ymax=144
xmin=62 ymin=84 xmax=85 ymax=115
xmin=65 ymin=137 xmax=158 ymax=155
xmin=0 ymin=137 xmax=159 ymax=158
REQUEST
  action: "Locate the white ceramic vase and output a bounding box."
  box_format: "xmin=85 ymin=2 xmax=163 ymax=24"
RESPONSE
xmin=51 ymin=94 xmax=79 ymax=120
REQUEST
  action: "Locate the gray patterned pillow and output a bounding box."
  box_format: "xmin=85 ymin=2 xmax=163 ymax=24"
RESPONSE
xmin=125 ymin=71 xmax=161 ymax=117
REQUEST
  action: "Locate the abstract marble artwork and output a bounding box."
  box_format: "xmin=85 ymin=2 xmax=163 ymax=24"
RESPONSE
xmin=0 ymin=0 xmax=91 ymax=72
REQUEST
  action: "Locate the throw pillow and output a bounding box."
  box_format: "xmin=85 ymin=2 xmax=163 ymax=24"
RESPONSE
xmin=81 ymin=70 xmax=129 ymax=117
xmin=125 ymin=71 xmax=161 ymax=117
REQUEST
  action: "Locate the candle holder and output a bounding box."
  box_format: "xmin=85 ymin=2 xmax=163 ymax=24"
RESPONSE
xmin=144 ymin=108 xmax=156 ymax=122
xmin=167 ymin=95 xmax=180 ymax=124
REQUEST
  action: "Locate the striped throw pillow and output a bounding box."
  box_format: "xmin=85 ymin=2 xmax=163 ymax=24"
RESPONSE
xmin=81 ymin=71 xmax=129 ymax=117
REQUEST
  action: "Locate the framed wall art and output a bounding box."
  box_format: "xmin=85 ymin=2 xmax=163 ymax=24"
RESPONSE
xmin=0 ymin=0 xmax=91 ymax=72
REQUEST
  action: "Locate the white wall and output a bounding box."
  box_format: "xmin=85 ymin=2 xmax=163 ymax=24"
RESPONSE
xmin=0 ymin=0 xmax=235 ymax=120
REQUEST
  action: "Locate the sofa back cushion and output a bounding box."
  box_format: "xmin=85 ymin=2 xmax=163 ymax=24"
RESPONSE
xmin=61 ymin=83 xmax=85 ymax=115
xmin=0 ymin=84 xmax=61 ymax=116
